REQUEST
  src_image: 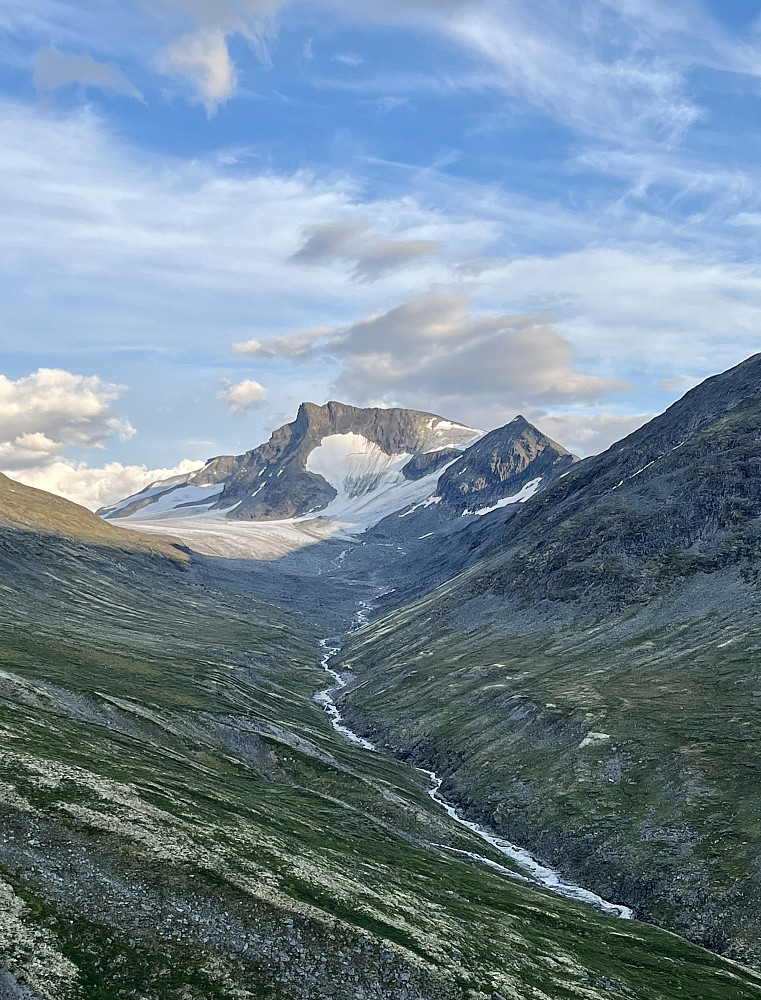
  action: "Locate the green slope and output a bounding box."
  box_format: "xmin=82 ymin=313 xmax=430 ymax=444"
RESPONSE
xmin=340 ymin=354 xmax=761 ymax=967
xmin=0 ymin=482 xmax=760 ymax=998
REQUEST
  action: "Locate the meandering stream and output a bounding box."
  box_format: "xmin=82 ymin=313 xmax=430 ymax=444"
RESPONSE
xmin=315 ymin=605 xmax=634 ymax=921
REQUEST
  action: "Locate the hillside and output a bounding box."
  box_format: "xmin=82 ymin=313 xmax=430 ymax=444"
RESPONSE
xmin=340 ymin=352 xmax=761 ymax=965
xmin=1 ymin=478 xmax=760 ymax=997
xmin=0 ymin=472 xmax=187 ymax=560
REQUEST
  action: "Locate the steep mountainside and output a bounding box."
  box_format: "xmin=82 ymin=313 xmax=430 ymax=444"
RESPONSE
xmin=340 ymin=352 xmax=761 ymax=966
xmin=3 ymin=476 xmax=758 ymax=998
xmin=435 ymin=415 xmax=576 ymax=516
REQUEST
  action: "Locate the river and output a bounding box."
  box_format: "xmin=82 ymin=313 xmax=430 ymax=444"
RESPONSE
xmin=315 ymin=608 xmax=634 ymax=921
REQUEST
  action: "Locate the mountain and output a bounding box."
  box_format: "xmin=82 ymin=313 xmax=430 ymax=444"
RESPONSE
xmin=436 ymin=415 xmax=576 ymax=516
xmin=4 ymin=479 xmax=758 ymax=998
xmin=101 ymin=401 xmax=482 ymax=523
xmin=99 ymin=403 xmax=577 ymax=573
xmin=339 ymin=352 xmax=761 ymax=966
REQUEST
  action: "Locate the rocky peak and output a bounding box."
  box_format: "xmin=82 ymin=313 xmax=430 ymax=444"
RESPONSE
xmin=436 ymin=415 xmax=578 ymax=514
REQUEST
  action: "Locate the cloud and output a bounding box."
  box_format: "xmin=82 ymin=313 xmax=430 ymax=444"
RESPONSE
xmin=0 ymin=367 xmax=192 ymax=511
xmin=334 ymin=53 xmax=364 ymax=67
xmin=33 ymin=48 xmax=143 ymax=99
xmin=7 ymin=458 xmax=205 ymax=511
xmin=291 ymin=219 xmax=440 ymax=280
xmin=158 ymin=29 xmax=237 ymax=113
xmin=233 ymin=327 xmax=333 ymax=358
xmin=529 ymin=410 xmax=655 ymax=457
xmin=154 ymin=0 xmax=282 ymax=110
xmin=333 ymin=294 xmax=629 ymax=405
xmin=254 ymin=294 xmax=630 ymax=421
xmin=221 ymin=378 xmax=268 ymax=414
xmin=0 ymin=369 xmax=134 ymax=471
xmin=291 ymin=219 xmax=371 ymax=263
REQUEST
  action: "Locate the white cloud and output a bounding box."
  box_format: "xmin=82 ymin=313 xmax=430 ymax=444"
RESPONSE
xmin=221 ymin=378 xmax=268 ymax=414
xmin=158 ymin=29 xmax=237 ymax=113
xmin=154 ymin=0 xmax=281 ymax=109
xmin=529 ymin=410 xmax=655 ymax=457
xmin=0 ymin=369 xmax=134 ymax=470
xmin=0 ymin=367 xmax=199 ymax=511
xmin=33 ymin=47 xmax=142 ymax=99
xmin=291 ymin=219 xmax=441 ymax=281
xmin=7 ymin=458 xmax=204 ymax=511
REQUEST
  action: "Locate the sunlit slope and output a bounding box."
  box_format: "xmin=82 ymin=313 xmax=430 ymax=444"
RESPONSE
xmin=0 ymin=502 xmax=760 ymax=996
xmin=0 ymin=472 xmax=186 ymax=560
xmin=340 ymin=353 xmax=761 ymax=966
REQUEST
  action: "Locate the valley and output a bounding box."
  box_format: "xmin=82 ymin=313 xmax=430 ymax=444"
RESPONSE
xmin=2 ymin=359 xmax=761 ymax=997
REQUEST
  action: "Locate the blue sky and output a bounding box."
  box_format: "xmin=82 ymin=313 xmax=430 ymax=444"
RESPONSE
xmin=2 ymin=0 xmax=761 ymax=507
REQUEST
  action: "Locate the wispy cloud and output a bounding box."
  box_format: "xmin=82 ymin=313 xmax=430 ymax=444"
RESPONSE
xmin=33 ymin=47 xmax=143 ymax=99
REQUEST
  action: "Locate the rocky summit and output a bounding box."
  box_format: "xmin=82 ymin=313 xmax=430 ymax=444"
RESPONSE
xmin=3 ymin=360 xmax=761 ymax=999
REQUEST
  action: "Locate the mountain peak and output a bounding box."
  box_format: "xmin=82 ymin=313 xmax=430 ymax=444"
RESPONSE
xmin=434 ymin=415 xmax=578 ymax=514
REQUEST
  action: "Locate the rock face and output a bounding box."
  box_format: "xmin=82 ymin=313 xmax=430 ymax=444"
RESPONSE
xmin=435 ymin=416 xmax=576 ymax=516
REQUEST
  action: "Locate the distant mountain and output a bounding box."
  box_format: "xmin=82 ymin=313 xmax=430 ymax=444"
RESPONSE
xmin=101 ymin=401 xmax=481 ymax=524
xmin=99 ymin=403 xmax=578 ymax=568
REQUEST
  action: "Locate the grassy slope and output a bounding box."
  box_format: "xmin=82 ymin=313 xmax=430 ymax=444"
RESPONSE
xmin=0 ymin=526 xmax=759 ymax=995
xmin=342 ymin=600 xmax=761 ymax=964
xmin=341 ymin=377 xmax=761 ymax=967
xmin=0 ymin=472 xmax=187 ymax=559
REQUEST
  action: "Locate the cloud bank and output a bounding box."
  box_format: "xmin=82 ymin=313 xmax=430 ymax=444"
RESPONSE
xmin=235 ymin=293 xmax=630 ymax=421
xmin=0 ymin=369 xmax=134 ymax=470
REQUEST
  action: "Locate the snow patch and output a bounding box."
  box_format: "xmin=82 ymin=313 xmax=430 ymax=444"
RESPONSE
xmin=398 ymin=495 xmax=442 ymax=518
xmin=463 ymin=478 xmax=542 ymax=517
xmin=112 ymin=483 xmax=224 ymax=521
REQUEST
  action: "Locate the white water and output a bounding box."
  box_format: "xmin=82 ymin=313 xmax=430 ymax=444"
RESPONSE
xmin=315 ymin=606 xmax=634 ymax=920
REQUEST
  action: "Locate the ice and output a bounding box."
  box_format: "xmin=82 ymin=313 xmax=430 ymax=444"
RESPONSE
xmin=398 ymin=495 xmax=442 ymax=518
xmin=115 ymin=483 xmax=224 ymax=520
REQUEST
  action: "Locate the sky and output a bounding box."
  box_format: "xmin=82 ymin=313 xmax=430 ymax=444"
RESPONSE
xmin=2 ymin=0 xmax=761 ymax=509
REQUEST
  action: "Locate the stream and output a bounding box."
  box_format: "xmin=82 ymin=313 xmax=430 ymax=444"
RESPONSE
xmin=315 ymin=605 xmax=634 ymax=921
